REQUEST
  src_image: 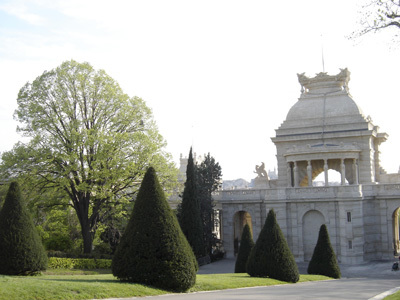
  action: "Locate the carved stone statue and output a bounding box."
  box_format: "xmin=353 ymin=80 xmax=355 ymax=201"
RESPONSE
xmin=254 ymin=162 xmax=270 ymax=188
xmin=254 ymin=162 xmax=269 ymax=179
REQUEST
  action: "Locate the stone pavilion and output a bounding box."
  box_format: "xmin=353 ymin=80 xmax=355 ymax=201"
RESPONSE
xmin=214 ymin=69 xmax=400 ymax=264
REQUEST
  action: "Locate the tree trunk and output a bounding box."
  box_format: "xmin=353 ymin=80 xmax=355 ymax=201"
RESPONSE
xmin=75 ymin=197 xmax=94 ymax=254
xmin=81 ymin=221 xmax=93 ymax=254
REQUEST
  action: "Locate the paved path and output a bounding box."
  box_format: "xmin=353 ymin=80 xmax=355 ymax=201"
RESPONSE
xmin=104 ymin=259 xmax=400 ymax=300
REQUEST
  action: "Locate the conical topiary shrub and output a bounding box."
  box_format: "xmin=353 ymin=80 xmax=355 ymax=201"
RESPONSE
xmin=247 ymin=209 xmax=299 ymax=283
xmin=307 ymin=224 xmax=341 ymax=278
xmin=0 ymin=182 xmax=47 ymax=275
xmin=234 ymin=223 xmax=254 ymax=273
xmin=112 ymin=167 xmax=198 ymax=292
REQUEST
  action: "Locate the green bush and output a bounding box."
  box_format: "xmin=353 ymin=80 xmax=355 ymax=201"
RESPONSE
xmin=44 ymin=234 xmax=74 ymax=252
xmin=235 ymin=223 xmax=254 ymax=273
xmin=112 ymin=167 xmax=197 ymax=292
xmin=0 ymin=182 xmax=48 ymax=275
xmin=247 ymin=209 xmax=299 ymax=283
xmin=307 ymin=224 xmax=341 ymax=278
xmin=48 ymin=257 xmax=112 ymax=269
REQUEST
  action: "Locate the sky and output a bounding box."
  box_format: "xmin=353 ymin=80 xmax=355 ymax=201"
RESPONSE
xmin=0 ymin=0 xmax=400 ymax=182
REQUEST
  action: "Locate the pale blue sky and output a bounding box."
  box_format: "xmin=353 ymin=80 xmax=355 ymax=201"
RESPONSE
xmin=1 ymin=0 xmax=399 ymax=181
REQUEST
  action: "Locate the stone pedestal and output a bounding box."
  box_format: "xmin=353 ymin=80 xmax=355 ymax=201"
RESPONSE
xmin=254 ymin=177 xmax=270 ymax=188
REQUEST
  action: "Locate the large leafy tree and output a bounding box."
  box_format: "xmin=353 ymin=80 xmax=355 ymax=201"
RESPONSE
xmin=178 ymin=147 xmax=205 ymax=258
xmin=0 ymin=60 xmax=177 ymax=253
xmin=353 ymin=0 xmax=400 ymax=39
xmin=197 ymin=153 xmax=222 ymax=256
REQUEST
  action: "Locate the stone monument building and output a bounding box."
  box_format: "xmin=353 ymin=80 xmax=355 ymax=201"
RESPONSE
xmin=214 ymin=69 xmax=400 ymax=264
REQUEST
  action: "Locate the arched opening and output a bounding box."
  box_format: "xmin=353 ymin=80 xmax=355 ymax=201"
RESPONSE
xmin=303 ymin=210 xmax=325 ymax=261
xmin=293 ymin=159 xmax=355 ymax=187
xmin=393 ymin=208 xmax=400 ymax=255
xmin=313 ymin=169 xmax=348 ymax=186
xmin=233 ymin=211 xmax=253 ymax=256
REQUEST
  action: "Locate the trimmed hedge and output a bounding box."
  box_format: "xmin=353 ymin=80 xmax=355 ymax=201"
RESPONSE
xmin=47 ymin=250 xmax=112 ymax=259
xmin=112 ymin=167 xmax=197 ymax=292
xmin=247 ymin=209 xmax=299 ymax=283
xmin=0 ymin=182 xmax=48 ymax=275
xmin=234 ymin=223 xmax=254 ymax=273
xmin=48 ymin=257 xmax=112 ymax=269
xmin=307 ymin=224 xmax=341 ymax=278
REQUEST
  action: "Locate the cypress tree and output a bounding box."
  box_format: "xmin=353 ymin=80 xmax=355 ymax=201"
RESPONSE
xmin=247 ymin=209 xmax=299 ymax=283
xmin=234 ymin=223 xmax=254 ymax=273
xmin=197 ymin=153 xmax=222 ymax=257
xmin=112 ymin=167 xmax=197 ymax=292
xmin=178 ymin=147 xmax=205 ymax=258
xmin=307 ymin=224 xmax=341 ymax=278
xmin=0 ymin=182 xmax=47 ymax=275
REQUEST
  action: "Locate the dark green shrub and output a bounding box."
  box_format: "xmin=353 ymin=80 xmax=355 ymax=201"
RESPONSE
xmin=0 ymin=182 xmax=48 ymax=275
xmin=307 ymin=224 xmax=341 ymax=278
xmin=247 ymin=209 xmax=299 ymax=283
xmin=235 ymin=223 xmax=254 ymax=273
xmin=92 ymin=242 xmax=113 ymax=256
xmin=178 ymin=148 xmax=205 ymax=258
xmin=44 ymin=233 xmax=74 ymax=252
xmin=112 ymin=167 xmax=197 ymax=292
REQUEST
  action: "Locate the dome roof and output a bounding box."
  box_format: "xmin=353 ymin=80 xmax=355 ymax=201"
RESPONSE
xmin=282 ymin=69 xmax=366 ymax=127
xmin=285 ymin=93 xmax=364 ymax=121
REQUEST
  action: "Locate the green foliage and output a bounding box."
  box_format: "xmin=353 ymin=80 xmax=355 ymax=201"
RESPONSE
xmin=197 ymin=153 xmax=222 ymax=256
xmin=234 ymin=223 xmax=254 ymax=273
xmin=178 ymin=147 xmax=206 ymax=258
xmin=0 ymin=184 xmax=7 ymax=210
xmin=28 ymin=198 xmax=82 ymax=253
xmin=307 ymin=224 xmax=341 ymax=279
xmin=44 ymin=234 xmax=74 ymax=252
xmin=48 ymin=257 xmax=111 ymax=269
xmin=48 ymin=257 xmax=75 ymax=269
xmin=112 ymin=167 xmax=197 ymax=292
xmin=247 ymin=209 xmax=299 ymax=283
xmin=0 ymin=182 xmax=48 ymax=275
xmin=1 ymin=60 xmax=177 ymax=253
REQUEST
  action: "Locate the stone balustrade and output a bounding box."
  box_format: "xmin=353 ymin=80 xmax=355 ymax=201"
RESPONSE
xmin=213 ymin=184 xmax=400 ymax=202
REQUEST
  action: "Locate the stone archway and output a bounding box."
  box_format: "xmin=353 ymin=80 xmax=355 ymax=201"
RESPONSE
xmin=303 ymin=210 xmax=325 ymax=261
xmin=233 ymin=211 xmax=253 ymax=255
xmin=313 ymin=169 xmax=347 ymax=186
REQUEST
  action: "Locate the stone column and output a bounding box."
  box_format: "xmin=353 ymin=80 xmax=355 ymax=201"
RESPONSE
xmin=307 ymin=160 xmax=312 ymax=187
xmin=324 ymin=159 xmax=329 ymax=186
xmin=353 ymin=159 xmax=359 ymax=184
xmin=287 ymin=162 xmax=292 ymax=187
xmin=341 ymin=158 xmax=346 ymax=185
xmin=294 ymin=161 xmax=299 ymax=187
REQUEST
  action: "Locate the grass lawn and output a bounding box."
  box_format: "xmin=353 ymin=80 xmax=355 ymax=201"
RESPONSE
xmin=383 ymin=290 xmax=400 ymax=300
xmin=0 ymin=269 xmax=331 ymax=300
